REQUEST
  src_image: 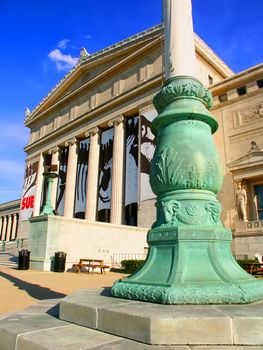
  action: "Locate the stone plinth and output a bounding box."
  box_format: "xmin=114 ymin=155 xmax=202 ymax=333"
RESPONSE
xmin=60 ymin=288 xmax=263 ymax=346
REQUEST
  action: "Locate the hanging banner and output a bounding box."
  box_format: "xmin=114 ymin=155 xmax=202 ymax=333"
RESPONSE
xmin=97 ymin=128 xmax=114 ymax=211
xmin=74 ymin=138 xmax=90 ymax=218
xmin=20 ymin=161 xmax=38 ymax=221
xmin=125 ymin=116 xmax=139 ymax=206
xmin=140 ymin=109 xmax=157 ymax=201
xmin=56 ymin=147 xmax=68 ymax=215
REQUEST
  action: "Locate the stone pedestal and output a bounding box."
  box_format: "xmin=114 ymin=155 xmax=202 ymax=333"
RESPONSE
xmin=60 ymin=288 xmax=263 ymax=346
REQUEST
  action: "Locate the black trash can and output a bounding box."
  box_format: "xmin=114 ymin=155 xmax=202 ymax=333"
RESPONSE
xmin=18 ymin=249 xmax=30 ymax=270
xmin=54 ymin=251 xmax=67 ymax=272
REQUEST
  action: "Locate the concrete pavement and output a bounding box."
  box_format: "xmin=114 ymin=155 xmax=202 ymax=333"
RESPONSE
xmin=0 ymin=266 xmax=127 ymax=316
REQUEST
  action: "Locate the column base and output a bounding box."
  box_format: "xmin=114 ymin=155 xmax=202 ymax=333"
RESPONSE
xmin=112 ymin=226 xmax=263 ymax=304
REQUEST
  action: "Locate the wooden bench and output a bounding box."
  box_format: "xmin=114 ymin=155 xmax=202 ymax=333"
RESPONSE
xmin=73 ymin=259 xmax=110 ymax=274
xmin=244 ymin=263 xmax=263 ymax=275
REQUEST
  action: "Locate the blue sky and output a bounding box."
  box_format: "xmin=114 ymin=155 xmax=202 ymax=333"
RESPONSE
xmin=0 ymin=0 xmax=262 ymax=204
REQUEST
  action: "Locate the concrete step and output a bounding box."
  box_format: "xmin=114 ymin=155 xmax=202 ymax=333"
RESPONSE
xmin=60 ymin=288 xmax=263 ymax=346
xmin=0 ymin=298 xmax=262 ymax=350
xmin=0 ymin=240 xmax=28 ymax=267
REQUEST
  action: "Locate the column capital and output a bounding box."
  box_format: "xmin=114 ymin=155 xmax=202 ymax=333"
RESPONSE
xmin=108 ymin=115 xmax=124 ymax=127
xmin=85 ymin=127 xmax=100 ymax=138
xmin=48 ymin=146 xmax=60 ymax=155
xmin=64 ymin=137 xmax=78 ymax=147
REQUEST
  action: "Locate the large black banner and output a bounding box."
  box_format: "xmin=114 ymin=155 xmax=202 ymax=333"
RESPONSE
xmin=140 ymin=110 xmax=157 ymax=201
xmin=125 ymin=116 xmax=139 ymax=206
xmin=74 ymin=138 xmax=90 ymax=218
xmin=97 ymin=128 xmax=113 ymax=221
xmin=56 ymin=147 xmax=68 ymax=215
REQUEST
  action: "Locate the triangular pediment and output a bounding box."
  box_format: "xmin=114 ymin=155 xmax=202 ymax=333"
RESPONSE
xmin=228 ymin=142 xmax=263 ymax=170
xmin=25 ymin=25 xmax=163 ymax=125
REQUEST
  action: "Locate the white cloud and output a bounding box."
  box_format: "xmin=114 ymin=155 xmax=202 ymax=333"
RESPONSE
xmin=57 ymin=39 xmax=70 ymax=49
xmin=48 ymin=49 xmax=78 ymax=71
xmin=84 ymin=34 xmax=91 ymax=39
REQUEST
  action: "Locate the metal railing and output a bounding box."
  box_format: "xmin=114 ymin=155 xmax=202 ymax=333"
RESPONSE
xmin=111 ymin=253 xmax=146 ymax=269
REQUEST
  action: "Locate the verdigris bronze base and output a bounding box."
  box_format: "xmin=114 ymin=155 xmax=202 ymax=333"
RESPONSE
xmin=112 ymin=76 xmax=263 ymax=304
xmin=112 ymin=226 xmax=263 ymax=304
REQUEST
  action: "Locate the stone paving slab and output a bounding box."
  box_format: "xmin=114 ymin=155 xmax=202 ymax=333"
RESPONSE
xmin=60 ymin=288 xmax=263 ymax=346
xmin=0 ymin=297 xmax=262 ymax=350
xmin=17 ymin=324 xmax=121 ymax=350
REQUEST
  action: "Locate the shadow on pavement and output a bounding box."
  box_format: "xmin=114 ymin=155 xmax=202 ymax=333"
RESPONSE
xmin=0 ymin=270 xmax=66 ymax=300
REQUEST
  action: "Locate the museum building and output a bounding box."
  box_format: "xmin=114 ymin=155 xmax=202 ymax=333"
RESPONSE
xmin=1 ymin=24 xmax=263 ymax=269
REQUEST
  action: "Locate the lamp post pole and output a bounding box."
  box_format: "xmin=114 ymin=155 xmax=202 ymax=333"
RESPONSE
xmin=40 ymin=171 xmax=58 ymax=216
xmin=112 ymin=0 xmax=263 ymax=304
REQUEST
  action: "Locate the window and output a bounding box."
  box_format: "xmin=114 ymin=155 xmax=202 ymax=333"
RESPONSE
xmin=237 ymin=86 xmax=247 ymax=96
xmin=219 ymin=93 xmax=228 ymax=103
xmin=254 ymin=185 xmax=263 ymax=221
xmin=257 ymin=79 xmax=263 ymax=89
xmin=208 ymin=75 xmax=213 ymax=85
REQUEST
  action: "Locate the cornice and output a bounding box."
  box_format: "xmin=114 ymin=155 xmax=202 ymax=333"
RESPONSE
xmin=24 ymin=24 xmax=234 ymax=126
xmin=25 ymin=37 xmax=161 ymax=128
xmin=24 ymin=75 xmax=161 ymax=154
xmin=210 ymin=63 xmax=263 ymax=96
xmin=194 ymin=35 xmax=234 ymax=78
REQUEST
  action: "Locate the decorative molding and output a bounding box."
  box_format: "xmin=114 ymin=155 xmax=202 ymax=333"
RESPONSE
xmin=112 ymin=280 xmax=263 ymax=304
xmin=84 ymin=127 xmax=100 ymax=138
xmin=108 ymin=115 xmax=124 ymax=127
xmin=150 ymin=146 xmax=222 ymax=195
xmin=233 ymin=103 xmax=263 ymax=129
xmin=153 ymin=76 xmax=213 ymax=114
xmin=64 ymin=137 xmax=77 ymax=147
xmin=48 ymin=146 xmax=60 ymax=155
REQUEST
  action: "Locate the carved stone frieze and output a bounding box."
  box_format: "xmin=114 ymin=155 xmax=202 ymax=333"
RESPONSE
xmin=233 ymin=103 xmax=263 ymax=128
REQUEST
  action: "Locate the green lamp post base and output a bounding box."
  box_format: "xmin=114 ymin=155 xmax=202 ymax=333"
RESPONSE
xmin=40 ymin=172 xmax=58 ymax=216
xmin=112 ymin=76 xmax=263 ymax=304
xmin=112 ymin=225 xmax=263 ymax=304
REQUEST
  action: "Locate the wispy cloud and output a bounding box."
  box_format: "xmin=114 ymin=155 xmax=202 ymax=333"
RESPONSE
xmin=84 ymin=34 xmax=91 ymax=39
xmin=57 ymin=38 xmax=70 ymax=49
xmin=48 ymin=49 xmax=78 ymax=71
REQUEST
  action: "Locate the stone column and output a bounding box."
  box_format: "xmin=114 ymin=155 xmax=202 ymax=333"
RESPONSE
xmin=49 ymin=146 xmax=60 ymax=209
xmin=163 ymin=0 xmax=197 ymax=79
xmin=10 ymin=213 xmax=18 ymax=240
xmin=85 ymin=127 xmax=101 ymax=221
xmin=0 ymin=216 xmax=7 ymax=241
xmin=33 ymin=153 xmax=45 ymax=216
xmin=108 ymin=115 xmax=125 ymax=225
xmin=63 ymin=137 xmax=78 ymax=217
xmin=5 ymin=215 xmax=11 ymax=241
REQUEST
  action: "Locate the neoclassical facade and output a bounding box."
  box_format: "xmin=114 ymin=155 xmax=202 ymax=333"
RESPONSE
xmin=0 ymin=199 xmax=20 ymax=242
xmin=10 ymin=24 xmax=263 ymax=268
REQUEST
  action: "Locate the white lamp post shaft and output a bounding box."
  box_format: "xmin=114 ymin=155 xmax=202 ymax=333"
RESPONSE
xmin=163 ymin=0 xmax=197 ymax=80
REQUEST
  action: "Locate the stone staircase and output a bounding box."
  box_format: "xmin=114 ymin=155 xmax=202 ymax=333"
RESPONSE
xmin=0 ymin=240 xmax=28 ymax=268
